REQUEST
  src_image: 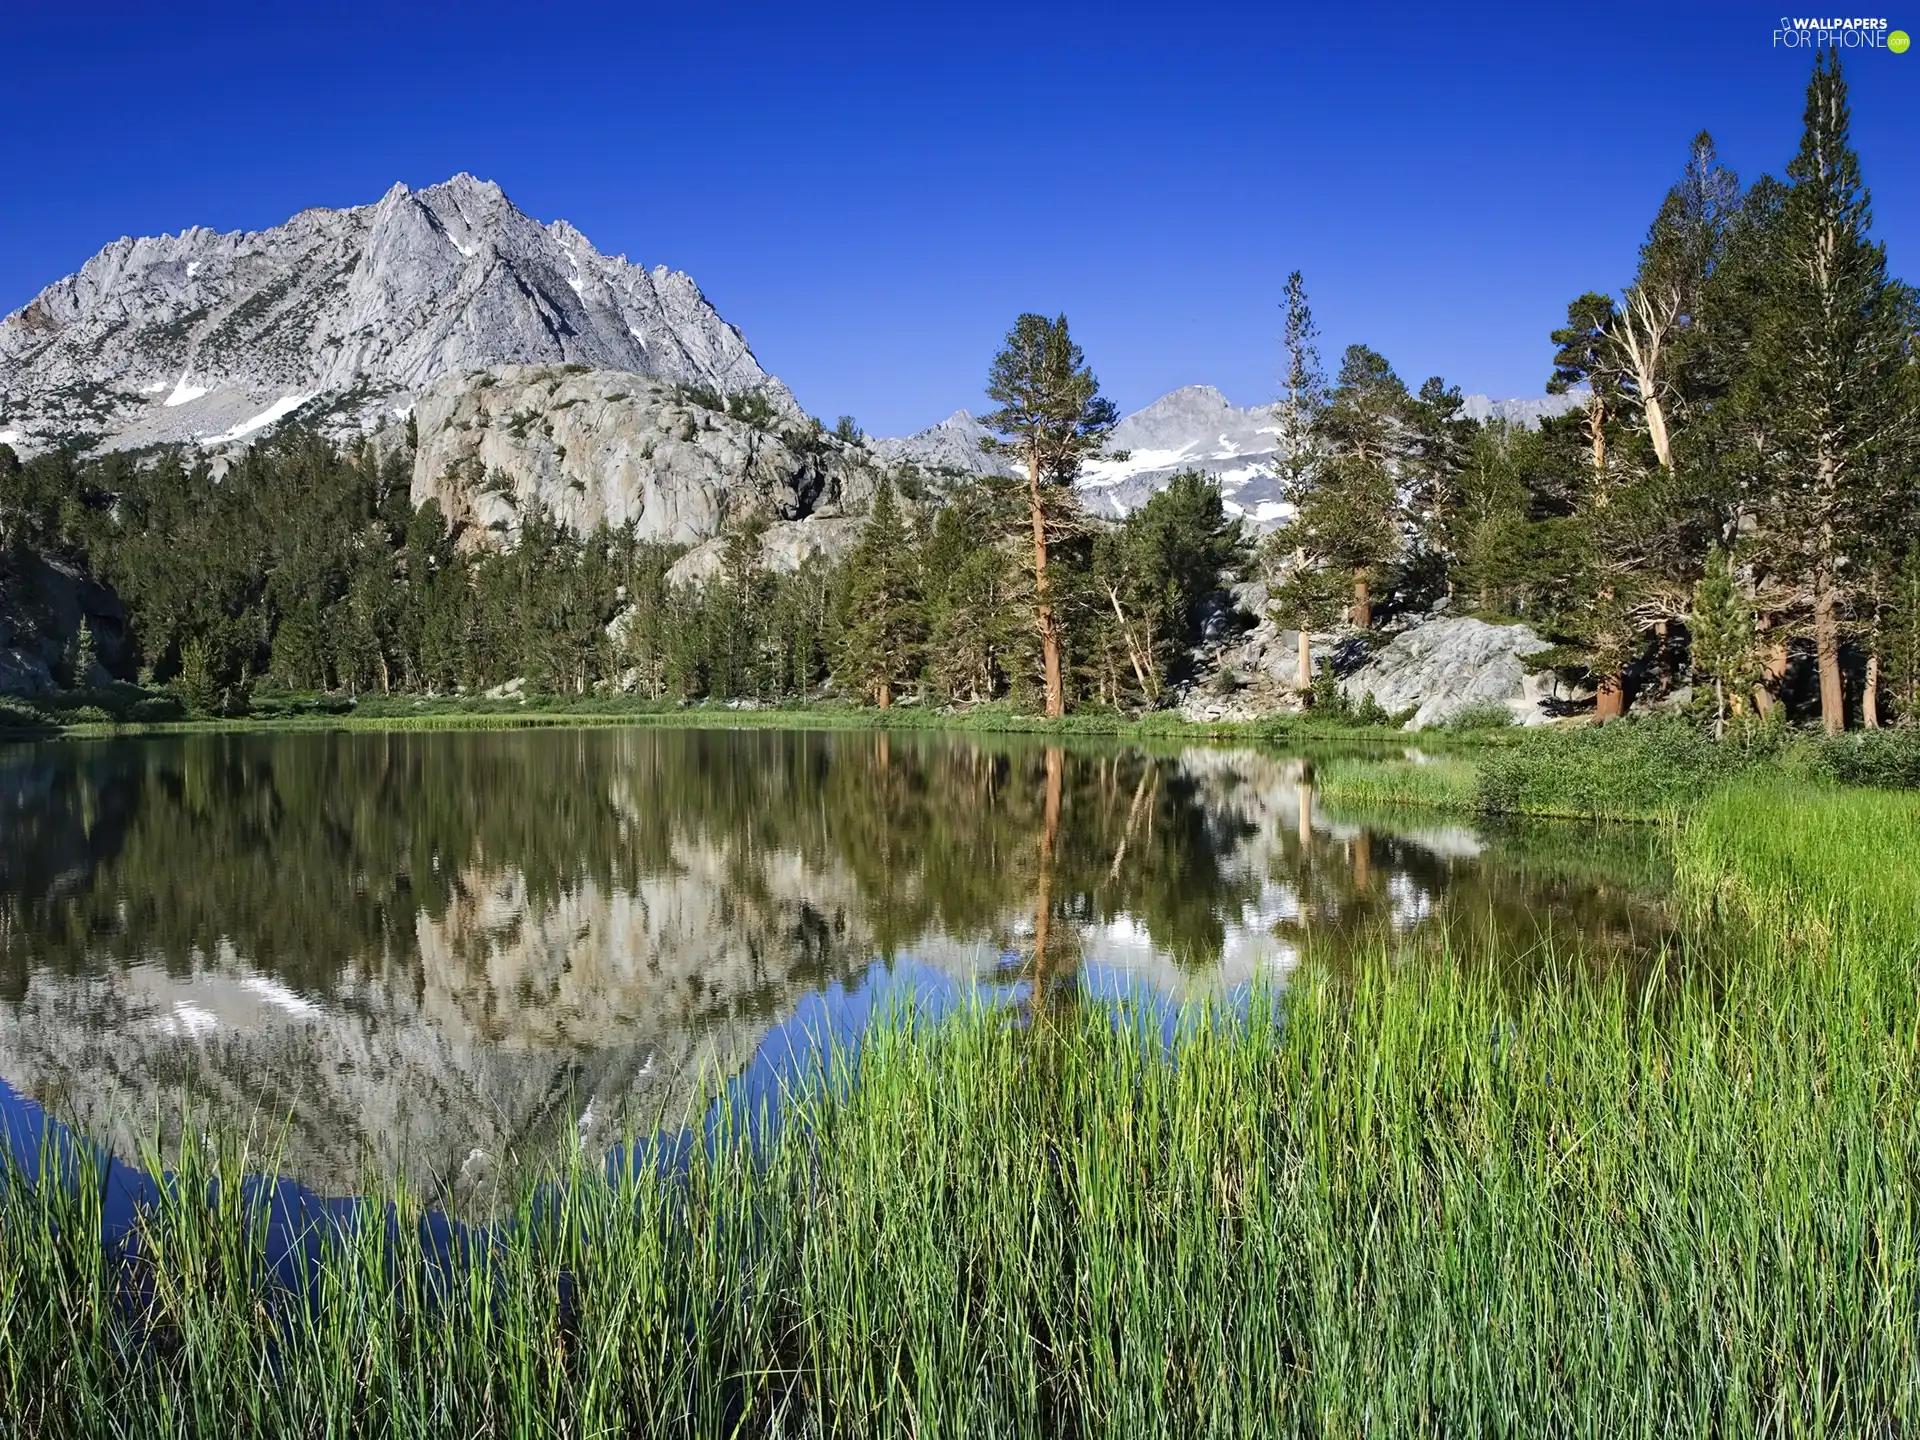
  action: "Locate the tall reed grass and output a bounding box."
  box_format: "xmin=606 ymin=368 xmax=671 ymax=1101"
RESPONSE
xmin=2 ymin=787 xmax=1916 ymax=1436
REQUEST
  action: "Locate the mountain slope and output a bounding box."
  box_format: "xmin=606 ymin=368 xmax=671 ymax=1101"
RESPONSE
xmin=0 ymin=175 xmax=790 ymax=453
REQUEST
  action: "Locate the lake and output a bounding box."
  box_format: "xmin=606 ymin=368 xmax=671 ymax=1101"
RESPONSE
xmin=0 ymin=725 xmax=1671 ymax=1208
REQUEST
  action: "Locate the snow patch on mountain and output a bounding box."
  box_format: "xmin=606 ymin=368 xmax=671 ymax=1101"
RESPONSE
xmin=163 ymin=374 xmax=209 ymax=407
xmin=201 ymin=393 xmax=314 ymax=445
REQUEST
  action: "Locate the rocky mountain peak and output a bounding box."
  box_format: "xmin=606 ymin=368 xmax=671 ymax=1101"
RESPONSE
xmin=1107 ymin=384 xmax=1243 ymax=451
xmin=0 ymin=176 xmax=793 ymax=455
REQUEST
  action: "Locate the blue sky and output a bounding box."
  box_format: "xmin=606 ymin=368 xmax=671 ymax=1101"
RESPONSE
xmin=2 ymin=1 xmax=1914 ymax=434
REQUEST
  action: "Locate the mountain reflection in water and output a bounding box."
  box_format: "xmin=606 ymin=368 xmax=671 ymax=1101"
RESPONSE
xmin=0 ymin=727 xmax=1671 ymax=1204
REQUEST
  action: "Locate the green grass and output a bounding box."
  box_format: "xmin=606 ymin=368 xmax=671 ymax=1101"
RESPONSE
xmin=1457 ymin=718 xmax=1920 ymax=821
xmin=1674 ymin=779 xmax=1920 ymax=942
xmin=1313 ymin=752 xmax=1479 ymax=810
xmin=4 ymin=785 xmax=1918 ymax=1436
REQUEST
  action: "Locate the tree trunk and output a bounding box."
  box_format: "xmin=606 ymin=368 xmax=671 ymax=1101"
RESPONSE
xmin=1029 ymin=455 xmax=1064 ymax=717
xmin=1105 ymin=584 xmax=1154 ymax=699
xmin=1815 ymin=572 xmax=1845 ymax=735
xmin=1351 ymin=571 xmax=1371 ymax=631
xmin=1864 ymin=653 xmax=1881 ymax=729
xmin=1713 ymin=677 xmax=1726 ymax=741
xmin=1595 ymin=671 xmax=1625 ymax=720
xmin=1352 ymin=831 xmax=1372 ymax=892
xmin=1588 ymin=395 xmax=1607 ymax=478
xmin=1755 ymin=621 xmax=1788 ymax=717
xmin=1643 ymin=392 xmax=1673 ymax=472
xmin=1296 ymin=628 xmax=1312 ymax=692
xmin=877 ymin=678 xmax=892 ymax=710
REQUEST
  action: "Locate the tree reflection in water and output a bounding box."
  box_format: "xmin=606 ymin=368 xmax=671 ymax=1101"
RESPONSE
xmin=0 ymin=728 xmax=1673 ymax=1196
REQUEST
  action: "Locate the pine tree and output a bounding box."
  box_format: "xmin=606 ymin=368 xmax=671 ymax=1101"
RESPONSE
xmin=1283 ymin=344 xmax=1408 ymax=633
xmin=1269 ymin=271 xmax=1329 ymax=690
xmin=1688 ymin=546 xmax=1756 ymax=738
xmin=1549 ymin=293 xmax=1623 ymax=481
xmin=1746 ymin=51 xmax=1916 ymax=734
xmin=981 ymin=314 xmax=1118 ymax=717
xmin=68 ymin=617 xmax=98 ymax=689
xmin=834 ymin=478 xmax=923 ymax=708
xmin=1403 ymin=373 xmax=1477 ymax=603
xmin=1275 ymin=271 xmax=1326 ymax=491
xmin=1613 ymin=132 xmax=1741 ymax=473
xmin=1547 ymin=294 xmax=1655 ymax=718
xmin=1098 ymin=471 xmax=1248 ymax=703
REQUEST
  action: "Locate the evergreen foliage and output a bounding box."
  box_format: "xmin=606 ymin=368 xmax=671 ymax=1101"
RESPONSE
xmin=980 ymin=314 xmax=1119 ymax=717
xmin=1274 ymin=344 xmax=1409 ymax=634
xmin=1688 ymin=546 xmax=1757 ymax=738
xmin=834 ymin=478 xmax=923 ymax=707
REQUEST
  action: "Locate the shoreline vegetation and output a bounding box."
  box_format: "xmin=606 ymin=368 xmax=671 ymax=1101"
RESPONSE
xmin=3 ymin=769 xmax=1916 ymax=1435
xmin=9 ymin=686 xmax=1917 ymax=822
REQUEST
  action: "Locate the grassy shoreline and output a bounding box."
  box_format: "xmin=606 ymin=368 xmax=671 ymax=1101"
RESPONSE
xmin=3 ymin=782 xmax=1916 ymax=1435
xmin=12 ymin=691 xmax=1915 ymax=827
xmin=6 ymin=691 xmax=1455 ymax=748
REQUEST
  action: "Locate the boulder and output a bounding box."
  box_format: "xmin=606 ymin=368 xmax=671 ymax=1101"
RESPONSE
xmin=1340 ymin=617 xmax=1558 ymax=729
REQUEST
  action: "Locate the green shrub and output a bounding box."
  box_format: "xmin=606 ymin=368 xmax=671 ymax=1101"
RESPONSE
xmin=0 ymin=701 xmax=49 ymax=732
xmin=1442 ymin=700 xmax=1515 ymax=732
xmin=1309 ymin=661 xmax=1351 ymax=719
xmin=1474 ymin=717 xmax=1742 ymax=819
xmin=1795 ymin=729 xmax=1920 ymax=791
xmin=130 ymin=696 xmax=185 ymax=723
xmin=1351 ymin=691 xmax=1393 ymax=727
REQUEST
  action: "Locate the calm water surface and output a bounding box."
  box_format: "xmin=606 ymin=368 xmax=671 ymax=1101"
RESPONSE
xmin=0 ymin=727 xmax=1671 ymax=1203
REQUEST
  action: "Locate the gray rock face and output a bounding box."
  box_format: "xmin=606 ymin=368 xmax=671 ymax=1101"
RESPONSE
xmin=869 ymin=410 xmax=1011 ymax=479
xmin=661 ymin=515 xmax=866 ymax=588
xmin=0 ymin=175 xmax=791 ymax=454
xmin=411 ymin=366 xmax=878 ymax=547
xmin=0 ymin=547 xmax=131 ymax=696
xmin=1341 ymin=617 xmax=1558 ymax=729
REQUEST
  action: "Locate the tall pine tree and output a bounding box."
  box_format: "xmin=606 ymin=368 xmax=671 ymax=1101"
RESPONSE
xmin=1746 ymin=51 xmax=1915 ymax=733
xmin=1688 ymin=545 xmax=1756 ymax=738
xmin=1268 ymin=271 xmax=1330 ymax=689
xmin=1282 ymin=345 xmax=1408 ymax=633
xmin=981 ymin=315 xmax=1117 ymax=716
